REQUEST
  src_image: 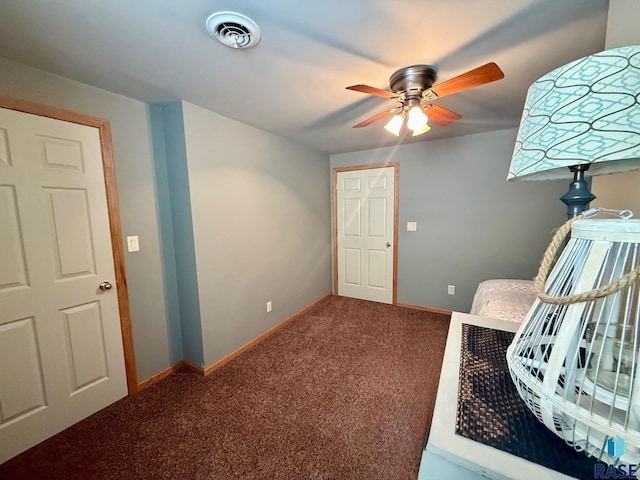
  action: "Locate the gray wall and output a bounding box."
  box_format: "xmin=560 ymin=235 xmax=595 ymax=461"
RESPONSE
xmin=591 ymin=0 xmax=640 ymax=214
xmin=0 ymin=58 xmax=331 ymax=380
xmin=331 ymin=128 xmax=568 ymax=312
xmin=149 ymin=105 xmax=184 ymax=366
xmin=154 ymin=103 xmax=202 ymax=367
xmin=180 ymin=101 xmax=332 ymax=366
xmin=0 ymin=58 xmax=178 ymax=381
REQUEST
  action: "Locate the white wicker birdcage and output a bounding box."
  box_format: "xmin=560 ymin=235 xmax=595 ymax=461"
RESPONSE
xmin=507 ymin=215 xmax=640 ymax=467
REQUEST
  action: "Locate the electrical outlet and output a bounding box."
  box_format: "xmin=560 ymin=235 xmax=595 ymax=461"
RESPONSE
xmin=447 ymin=285 xmax=455 ymax=295
xmin=266 ymin=301 xmax=272 ymax=313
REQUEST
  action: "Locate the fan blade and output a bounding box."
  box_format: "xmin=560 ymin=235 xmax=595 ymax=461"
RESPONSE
xmin=346 ymin=84 xmax=398 ymax=99
xmin=424 ymin=104 xmax=462 ymax=126
xmin=352 ymin=109 xmax=395 ymax=128
xmin=429 ymin=63 xmax=504 ymax=99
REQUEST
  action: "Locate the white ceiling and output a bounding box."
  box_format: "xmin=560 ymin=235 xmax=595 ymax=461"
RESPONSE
xmin=0 ymin=0 xmax=609 ymax=154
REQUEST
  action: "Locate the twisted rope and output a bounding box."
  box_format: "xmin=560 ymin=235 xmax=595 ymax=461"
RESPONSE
xmin=534 ymin=215 xmax=640 ymax=305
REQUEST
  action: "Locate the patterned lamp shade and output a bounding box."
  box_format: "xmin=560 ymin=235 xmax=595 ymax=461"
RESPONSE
xmin=507 ymin=45 xmax=640 ymax=181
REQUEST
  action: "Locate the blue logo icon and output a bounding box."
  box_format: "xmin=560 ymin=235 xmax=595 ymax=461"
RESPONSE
xmin=594 ymin=436 xmax=637 ymax=478
xmin=608 ymin=435 xmax=625 ymax=458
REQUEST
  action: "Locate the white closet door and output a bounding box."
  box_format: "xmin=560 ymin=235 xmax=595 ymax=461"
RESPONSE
xmin=336 ymin=166 xmax=395 ymax=304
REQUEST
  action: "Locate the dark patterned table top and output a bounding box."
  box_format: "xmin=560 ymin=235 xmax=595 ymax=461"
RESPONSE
xmin=455 ymin=323 xmax=598 ymax=480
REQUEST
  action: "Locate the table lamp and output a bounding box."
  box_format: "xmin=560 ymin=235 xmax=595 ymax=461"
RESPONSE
xmin=507 ymin=45 xmax=640 ymax=218
xmin=506 ymin=45 xmax=640 ymax=470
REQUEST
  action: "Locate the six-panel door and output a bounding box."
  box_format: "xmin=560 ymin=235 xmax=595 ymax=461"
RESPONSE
xmin=0 ymin=107 xmax=127 ymax=463
xmin=336 ymin=166 xmax=395 ymax=304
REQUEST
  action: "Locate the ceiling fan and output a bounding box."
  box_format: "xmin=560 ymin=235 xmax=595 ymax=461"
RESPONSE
xmin=346 ymin=62 xmax=505 ymax=136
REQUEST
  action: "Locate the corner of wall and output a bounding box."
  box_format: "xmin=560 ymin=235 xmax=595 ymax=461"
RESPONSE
xmin=159 ymin=101 xmax=204 ymax=368
xmin=149 ymin=105 xmax=184 ymax=364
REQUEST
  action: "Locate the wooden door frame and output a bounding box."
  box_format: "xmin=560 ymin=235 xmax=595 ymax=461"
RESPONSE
xmin=332 ymin=162 xmax=399 ymax=304
xmin=0 ymin=94 xmax=138 ymax=395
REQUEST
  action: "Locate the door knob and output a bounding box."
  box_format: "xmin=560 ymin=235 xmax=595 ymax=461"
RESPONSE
xmin=386 ymin=242 xmax=391 ymax=247
xmin=99 ymin=281 xmax=113 ymax=292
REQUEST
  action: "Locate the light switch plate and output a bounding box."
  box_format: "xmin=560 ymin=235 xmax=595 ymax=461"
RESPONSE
xmin=407 ymin=222 xmax=417 ymax=232
xmin=127 ymin=236 xmax=140 ymax=252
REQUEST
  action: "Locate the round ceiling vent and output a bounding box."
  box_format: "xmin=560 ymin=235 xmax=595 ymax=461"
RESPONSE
xmin=205 ymin=11 xmax=261 ymax=49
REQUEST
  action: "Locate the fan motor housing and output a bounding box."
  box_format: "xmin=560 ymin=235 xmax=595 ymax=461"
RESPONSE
xmin=389 ymin=65 xmax=436 ymax=95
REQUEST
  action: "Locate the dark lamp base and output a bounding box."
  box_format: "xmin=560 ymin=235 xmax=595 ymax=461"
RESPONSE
xmin=560 ymin=165 xmax=596 ymax=219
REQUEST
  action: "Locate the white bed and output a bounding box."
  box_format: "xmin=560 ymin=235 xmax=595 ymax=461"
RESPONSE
xmin=469 ymin=279 xmax=536 ymax=323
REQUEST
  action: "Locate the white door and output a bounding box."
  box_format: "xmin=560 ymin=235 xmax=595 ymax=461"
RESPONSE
xmin=336 ymin=166 xmax=395 ymax=304
xmin=0 ymin=107 xmax=128 ymax=463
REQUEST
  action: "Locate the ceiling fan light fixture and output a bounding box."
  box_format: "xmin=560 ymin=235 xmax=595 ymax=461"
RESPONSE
xmin=411 ymin=122 xmax=431 ymax=136
xmin=347 ymin=62 xmax=504 ymax=132
xmin=407 ymin=106 xmax=428 ymax=132
xmin=384 ymin=114 xmax=404 ymax=136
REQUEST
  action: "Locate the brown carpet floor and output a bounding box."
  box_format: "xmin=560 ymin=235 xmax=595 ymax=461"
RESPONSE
xmin=0 ymin=296 xmax=450 ymax=480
